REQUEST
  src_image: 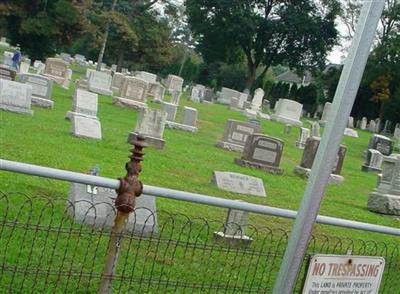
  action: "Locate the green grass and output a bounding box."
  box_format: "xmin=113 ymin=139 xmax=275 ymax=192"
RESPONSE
xmin=0 ymin=64 xmax=399 ymax=292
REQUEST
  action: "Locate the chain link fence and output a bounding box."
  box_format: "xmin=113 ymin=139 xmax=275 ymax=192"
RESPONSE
xmin=0 ymin=190 xmax=398 ymax=293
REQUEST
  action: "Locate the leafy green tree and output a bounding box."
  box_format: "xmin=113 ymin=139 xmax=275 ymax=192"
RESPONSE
xmin=0 ymin=0 xmax=89 ymax=60
xmin=186 ymin=0 xmax=340 ymax=91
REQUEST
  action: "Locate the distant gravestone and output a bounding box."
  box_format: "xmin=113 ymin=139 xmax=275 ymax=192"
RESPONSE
xmin=361 ymin=117 xmax=368 ymax=130
xmin=214 ymin=202 xmax=252 ymax=245
xmin=216 ymin=119 xmax=261 ymax=152
xmin=148 ymin=82 xmax=165 ymax=103
xmin=212 ymin=171 xmax=266 ymax=197
xmin=127 ymin=108 xmax=167 ymax=149
xmin=343 ymin=127 xmax=359 ymax=138
xmin=2 ymin=51 xmax=13 ymax=67
xmin=234 ymin=134 xmax=284 ymax=175
xmin=170 ymin=90 xmax=181 ymax=105
xmin=161 ymin=101 xmax=178 ymax=122
xmin=88 ymin=71 xmax=113 ymax=96
xmin=190 ymin=84 xmax=205 ymax=103
xmin=296 ymin=127 xmax=310 ymax=149
xmin=165 ymin=74 xmax=184 ymax=92
xmin=60 ymin=53 xmax=72 ymax=63
xmin=284 ymin=124 xmax=292 ymax=135
xmin=135 ymin=71 xmax=157 ymax=84
xmin=348 ymin=116 xmax=354 ymax=128
xmin=375 ymin=118 xmax=381 ymax=133
xmin=71 ymin=115 xmax=102 ymax=140
xmin=202 ymin=88 xmax=214 ymax=103
xmin=250 ymin=88 xmax=264 ymax=112
xmin=19 ymin=60 xmax=30 ymax=74
xmin=367 ymin=134 xmax=393 ymax=156
xmin=67 ymin=176 xmax=157 ymax=235
xmin=394 ymin=125 xmax=400 ymax=140
xmin=113 ymin=76 xmax=148 ymax=109
xmin=367 ymin=154 xmax=400 ymax=215
xmin=270 ymin=98 xmax=303 ymax=126
xmin=42 ymin=58 xmax=69 ymax=86
xmin=368 ymin=120 xmax=376 ymax=132
xmin=311 ymin=122 xmax=320 ymax=137
xmin=111 ymin=72 xmax=125 ymax=93
xmin=217 ymin=87 xmax=240 ymax=105
xmin=319 ymin=102 xmax=332 ymax=126
xmin=294 ymin=137 xmax=347 ymax=184
xmin=0 ymin=66 xmax=16 ymax=81
xmin=361 ymin=149 xmax=383 ymax=173
xmin=19 ymin=74 xmax=53 ymax=108
xmin=66 ymin=89 xmax=98 ymax=120
xmin=0 ymin=79 xmax=33 ymax=115
xmin=166 ymin=106 xmax=198 ymax=132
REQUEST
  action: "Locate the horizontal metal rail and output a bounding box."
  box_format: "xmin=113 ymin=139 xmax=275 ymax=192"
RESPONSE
xmin=1 ymin=159 xmax=399 ymax=236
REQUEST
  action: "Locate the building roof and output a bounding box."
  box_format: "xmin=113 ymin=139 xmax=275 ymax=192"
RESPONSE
xmin=275 ymin=70 xmax=313 ymax=84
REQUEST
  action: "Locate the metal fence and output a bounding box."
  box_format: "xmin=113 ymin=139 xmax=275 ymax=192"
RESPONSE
xmin=1 ymin=191 xmax=398 ymax=293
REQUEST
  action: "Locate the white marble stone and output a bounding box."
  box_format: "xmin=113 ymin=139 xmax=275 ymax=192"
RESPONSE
xmin=270 ymin=98 xmax=303 ymax=126
xmin=0 ymin=79 xmax=33 ymax=115
xmin=212 ymin=171 xmax=266 ymax=197
xmin=71 ymin=115 xmax=102 ymax=140
xmin=88 ymin=71 xmax=113 ymax=96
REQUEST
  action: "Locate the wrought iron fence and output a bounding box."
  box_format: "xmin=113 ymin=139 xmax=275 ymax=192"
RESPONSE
xmin=0 ymin=191 xmax=399 ymax=293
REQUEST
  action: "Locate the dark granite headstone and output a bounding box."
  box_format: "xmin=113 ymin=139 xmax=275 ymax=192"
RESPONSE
xmin=367 ymin=134 xmax=393 ymax=156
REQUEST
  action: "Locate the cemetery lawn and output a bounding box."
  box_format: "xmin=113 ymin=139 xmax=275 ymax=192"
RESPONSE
xmin=0 ymin=64 xmax=399 ymax=249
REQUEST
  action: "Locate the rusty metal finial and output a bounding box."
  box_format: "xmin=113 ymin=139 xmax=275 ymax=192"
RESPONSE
xmin=115 ymin=135 xmax=148 ymax=213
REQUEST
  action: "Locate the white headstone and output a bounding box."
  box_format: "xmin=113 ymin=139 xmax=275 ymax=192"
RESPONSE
xmin=218 ymin=87 xmax=240 ymax=105
xmin=19 ymin=74 xmax=53 ymax=108
xmin=250 ymin=88 xmax=264 ymax=111
xmin=212 ymin=171 xmax=266 ymax=197
xmin=361 ymin=117 xmax=368 ymax=130
xmin=296 ymin=127 xmax=310 ymax=149
xmin=165 ymin=74 xmax=184 ymax=92
xmin=135 ymin=71 xmax=157 ymax=83
xmin=71 ymin=115 xmax=102 ymax=140
xmin=271 ymin=99 xmax=303 ymax=126
xmin=0 ymin=79 xmax=33 ymax=115
xmin=88 ymin=71 xmax=113 ymax=96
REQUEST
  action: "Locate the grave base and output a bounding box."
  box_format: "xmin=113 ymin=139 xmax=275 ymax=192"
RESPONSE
xmin=270 ymin=114 xmax=302 ymax=127
xmin=113 ymin=97 xmax=148 ymax=110
xmin=293 ymin=166 xmax=344 ymax=184
xmin=0 ymin=104 xmax=33 ymax=115
xmin=367 ymin=192 xmax=400 ymax=216
xmin=128 ymin=132 xmax=165 ymax=149
xmin=65 ymin=111 xmax=97 ymax=121
xmin=215 ymin=141 xmax=244 ymax=152
xmin=88 ymin=86 xmax=113 ymax=96
xmin=41 ymin=74 xmax=66 ymax=86
xmin=234 ymin=158 xmax=284 ymax=175
xmin=31 ymin=97 xmax=54 ymax=108
xmin=166 ymin=121 xmax=197 ymax=132
xmin=213 ymin=231 xmax=253 ymax=247
xmin=361 ymin=164 xmax=382 ymax=173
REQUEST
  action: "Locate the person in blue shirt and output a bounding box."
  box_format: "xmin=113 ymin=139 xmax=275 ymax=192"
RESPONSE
xmin=12 ymin=47 xmax=22 ymax=71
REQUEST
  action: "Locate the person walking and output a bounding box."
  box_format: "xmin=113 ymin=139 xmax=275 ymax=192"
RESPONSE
xmin=12 ymin=47 xmax=22 ymax=71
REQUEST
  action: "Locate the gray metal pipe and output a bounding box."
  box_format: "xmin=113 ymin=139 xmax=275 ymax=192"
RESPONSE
xmin=1 ymin=159 xmax=399 ymax=236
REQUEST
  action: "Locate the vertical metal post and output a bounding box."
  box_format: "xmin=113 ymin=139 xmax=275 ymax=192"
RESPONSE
xmin=272 ymin=1 xmax=385 ymax=293
xmin=98 ymin=136 xmax=147 ymax=294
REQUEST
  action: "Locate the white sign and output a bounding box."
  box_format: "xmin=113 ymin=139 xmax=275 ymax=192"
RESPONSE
xmin=303 ymin=254 xmax=385 ymax=294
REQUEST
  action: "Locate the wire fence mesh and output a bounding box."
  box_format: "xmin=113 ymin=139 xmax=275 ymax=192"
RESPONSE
xmin=0 ymin=190 xmax=399 ymax=293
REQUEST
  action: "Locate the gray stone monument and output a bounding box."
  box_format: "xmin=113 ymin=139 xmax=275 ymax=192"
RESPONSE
xmin=212 ymin=171 xmax=266 ymax=197
xmin=362 ymin=149 xmax=383 ymax=173
xmin=111 ymin=72 xmax=125 ymax=93
xmin=394 ymin=124 xmax=400 ymax=140
xmin=311 ymin=122 xmax=320 ymax=137
xmin=113 ymin=76 xmax=148 ymax=109
xmin=367 ymin=154 xmax=400 ymax=215
xmin=270 ymin=98 xmax=303 ymax=126
xmin=202 ymin=88 xmax=214 ymax=103
xmin=161 ymin=101 xmax=178 ymax=122
xmin=0 ymin=66 xmax=16 ymax=81
xmin=360 ymin=117 xmax=368 ymax=130
xmin=216 ymin=119 xmax=261 ymax=152
xmin=71 ymin=115 xmax=102 ymax=140
xmin=66 ymin=89 xmax=98 ymax=120
xmin=294 ymin=137 xmax=347 ymax=184
xmin=88 ymin=71 xmax=113 ymax=96
xmin=147 ymin=82 xmax=165 ymax=103
xmin=214 ymin=202 xmax=253 ymax=246
xmin=127 ymin=108 xmax=167 ymax=149
xmin=367 ymin=134 xmax=393 ymax=156
xmin=319 ymin=102 xmax=332 ymax=127
xmin=166 ymin=106 xmax=198 ymax=132
xmin=164 ymin=74 xmax=184 ymax=93
xmin=0 ymin=79 xmax=33 ymax=115
xmin=217 ymin=87 xmax=240 ymax=105
xmin=19 ymin=74 xmax=53 ymax=108
xmin=234 ymin=134 xmax=284 ymax=175
xmin=296 ymin=127 xmax=310 ymax=149
xmin=368 ymin=120 xmax=376 ymax=132
xmin=42 ymin=58 xmax=69 ymax=86
xmin=134 ymin=71 xmax=157 ymax=83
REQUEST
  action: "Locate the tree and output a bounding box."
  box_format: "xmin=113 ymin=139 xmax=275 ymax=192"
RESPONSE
xmin=0 ymin=0 xmax=89 ymax=60
xmin=185 ymin=0 xmax=340 ymax=91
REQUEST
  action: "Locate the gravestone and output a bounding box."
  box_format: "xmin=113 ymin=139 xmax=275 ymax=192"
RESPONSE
xmin=394 ymin=125 xmax=400 ymax=140
xmin=0 ymin=79 xmax=33 ymax=115
xmin=234 ymin=134 xmax=284 ymax=175
xmin=294 ymin=137 xmax=347 ymax=184
xmin=355 ymin=120 xmax=361 ymax=129
xmin=250 ymin=88 xmax=264 ymax=112
xmin=66 ymin=89 xmax=98 ymax=120
xmin=367 ymin=134 xmax=393 ymax=156
xmin=113 ymin=76 xmax=148 ymax=109
xmin=262 ymin=99 xmax=270 ymax=112
xmin=216 ymin=120 xmax=261 ymax=152
xmin=147 ymin=82 xmax=165 ymax=103
xmin=71 ymin=115 xmax=102 ymax=140
xmin=382 ymin=120 xmax=392 ymax=135
xmin=127 ymin=108 xmax=167 ymax=149
xmin=67 ymin=171 xmax=157 ymax=235
xmin=165 ymin=74 xmax=184 ymax=92
xmin=2 ymin=51 xmax=13 ymax=67
xmin=367 ymin=154 xmax=400 ymax=215
xmin=361 ymin=117 xmax=368 ymax=130
xmin=166 ymin=106 xmax=198 ymax=132
xmin=161 ymin=101 xmax=178 ymax=122
xmin=214 ymin=202 xmax=253 ymax=245
xmin=311 ymin=122 xmax=320 ymax=137
xmin=19 ymin=60 xmax=30 ymax=74
xmin=202 ymin=88 xmax=214 ymax=103
xmin=361 ymin=149 xmax=383 ymax=173
xmin=217 ymin=87 xmax=240 ymax=105
xmin=60 ymin=53 xmax=72 ymax=63
xmin=375 ymin=118 xmax=381 ymax=133
xmin=284 ymin=124 xmax=292 ymax=135
xmin=170 ymin=90 xmax=181 ymax=105
xmin=270 ymin=98 xmax=303 ymax=126
xmin=0 ymin=66 xmax=16 ymax=81
xmin=88 ymin=71 xmax=113 ymax=96
xmin=369 ymin=120 xmax=376 ymax=132
xmin=111 ymin=64 xmax=117 ymax=72
xmin=296 ymin=127 xmax=310 ymax=149
xmin=348 ymin=116 xmax=354 ymax=128
xmin=111 ymin=72 xmax=125 ymax=93
xmin=42 ymin=58 xmax=69 ymax=86
xmin=190 ymin=84 xmax=205 ymax=103
xmin=319 ymin=102 xmax=332 ymax=126
xmin=212 ymin=171 xmax=266 ymax=197
xmin=135 ymin=71 xmax=157 ymax=83
xmin=19 ymin=74 xmax=53 ymax=108
xmin=74 ymin=54 xmax=86 ymax=65
xmin=343 ymin=127 xmax=359 ymax=138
